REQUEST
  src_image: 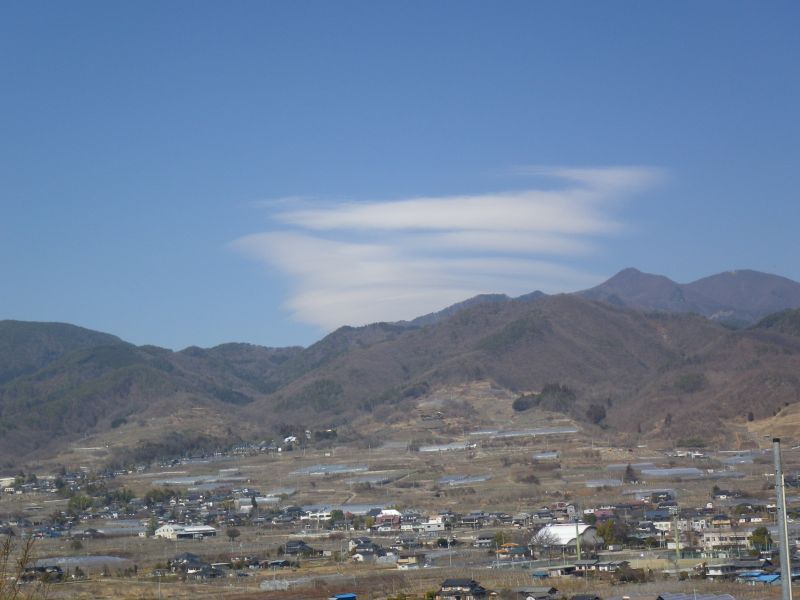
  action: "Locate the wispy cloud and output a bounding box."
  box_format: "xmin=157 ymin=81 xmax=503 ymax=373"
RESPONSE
xmin=231 ymin=166 xmax=662 ymax=330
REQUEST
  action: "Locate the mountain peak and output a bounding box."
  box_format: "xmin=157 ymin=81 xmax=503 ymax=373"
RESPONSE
xmin=605 ymin=267 xmax=673 ymax=284
xmin=615 ymin=266 xmax=644 ymax=276
xmin=686 ymin=269 xmax=800 ymax=314
xmin=579 ymin=268 xmax=800 ymax=324
xmin=580 ymin=268 xmax=683 ymax=310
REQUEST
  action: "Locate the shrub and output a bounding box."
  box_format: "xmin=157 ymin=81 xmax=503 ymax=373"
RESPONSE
xmin=586 ymin=404 xmax=606 ymax=424
xmin=512 ymin=395 xmax=537 ymax=412
xmin=674 ymin=372 xmax=707 ymax=393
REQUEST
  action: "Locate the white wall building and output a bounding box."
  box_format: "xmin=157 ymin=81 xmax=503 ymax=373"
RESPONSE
xmin=531 ymin=523 xmax=603 ymax=552
xmin=154 ymin=524 xmax=217 ymax=540
xmin=701 ymin=529 xmax=752 ymax=552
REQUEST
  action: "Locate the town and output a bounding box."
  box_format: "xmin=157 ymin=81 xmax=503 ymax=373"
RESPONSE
xmin=1 ymin=402 xmax=797 ymax=600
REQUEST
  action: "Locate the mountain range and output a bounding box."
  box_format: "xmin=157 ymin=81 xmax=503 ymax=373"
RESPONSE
xmin=3 ymin=267 xmax=800 ymax=469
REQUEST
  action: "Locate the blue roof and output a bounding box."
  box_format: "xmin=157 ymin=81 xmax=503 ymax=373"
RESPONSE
xmin=736 ymin=570 xmax=764 ymax=578
xmin=334 ymin=595 xmax=357 ymax=600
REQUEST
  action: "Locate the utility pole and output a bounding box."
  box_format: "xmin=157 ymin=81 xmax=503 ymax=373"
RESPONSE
xmin=673 ymin=512 xmax=681 ymax=567
xmin=773 ymin=438 xmax=793 ymax=600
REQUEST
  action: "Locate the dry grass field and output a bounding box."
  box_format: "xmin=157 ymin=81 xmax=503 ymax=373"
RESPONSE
xmin=28 ymin=565 xmax=797 ymax=600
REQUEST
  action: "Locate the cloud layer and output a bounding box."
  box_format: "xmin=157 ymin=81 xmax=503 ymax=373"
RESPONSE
xmin=232 ymin=166 xmax=662 ymax=330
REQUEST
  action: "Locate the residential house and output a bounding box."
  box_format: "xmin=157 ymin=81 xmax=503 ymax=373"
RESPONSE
xmin=375 ymin=509 xmax=402 ymax=530
xmin=731 ymin=557 xmax=772 ymax=571
xmin=263 ymin=559 xmax=292 ymax=569
xmin=169 ymin=552 xmax=207 ymax=573
xmin=513 ymin=512 xmax=532 ymax=528
xmin=285 ymin=539 xmax=315 ymax=555
xmin=402 ymin=510 xmax=423 ymax=526
xmin=550 ymin=502 xmax=577 ymax=522
xmin=435 ymin=578 xmax=488 ymax=600
xmin=709 ymin=514 xmax=732 ymax=528
xmin=300 ymin=509 xmax=331 ymax=523
xmin=644 ymin=509 xmax=672 ymax=521
xmin=533 ymin=508 xmax=554 ymax=522
xmin=492 ymin=512 xmax=514 ymax=525
xmin=391 ymin=536 xmax=421 ymax=551
xmin=514 ymin=586 xmax=558 ymax=600
xmin=659 ymin=501 xmax=680 ymax=515
xmin=351 ymin=541 xmax=387 ymax=561
xmin=460 ymin=512 xmax=488 ymax=529
xmin=596 ymin=560 xmax=629 ymax=572
xmin=421 ymin=520 xmax=446 ymax=533
xmin=185 ymin=565 xmax=224 ymax=581
xmin=348 ymin=537 xmax=371 ymax=552
xmin=705 ymin=563 xmax=738 ymax=579
xmin=396 ymin=551 xmax=426 ymax=568
xmin=574 ymin=559 xmax=599 ymax=574
xmin=653 ymin=519 xmax=690 ymax=534
xmin=589 ymin=509 xmax=616 ymax=520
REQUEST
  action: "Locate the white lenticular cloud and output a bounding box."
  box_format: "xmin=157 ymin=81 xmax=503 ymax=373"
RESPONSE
xmin=232 ymin=166 xmax=661 ymax=330
xmin=279 ymin=191 xmax=618 ymax=234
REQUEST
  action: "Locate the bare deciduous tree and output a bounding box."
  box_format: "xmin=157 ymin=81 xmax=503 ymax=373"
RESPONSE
xmin=530 ymin=527 xmax=561 ymax=562
xmin=0 ymin=537 xmax=50 ymax=600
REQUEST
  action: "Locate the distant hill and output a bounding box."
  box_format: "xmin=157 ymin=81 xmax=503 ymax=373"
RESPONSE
xmin=404 ymin=293 xmax=511 ymax=327
xmin=4 ymin=269 xmax=800 ymax=468
xmin=754 ymin=308 xmax=800 ymax=337
xmin=0 ymin=326 xmax=302 ymax=466
xmin=0 ymin=321 xmax=123 ymax=385
xmin=580 ymin=268 xmax=800 ymax=325
xmin=400 ymin=290 xmax=547 ymax=327
xmin=253 ymin=293 xmax=800 ymax=442
xmin=687 ymin=270 xmax=800 ymax=316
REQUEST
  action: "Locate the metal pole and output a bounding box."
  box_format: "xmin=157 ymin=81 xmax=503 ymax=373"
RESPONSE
xmin=773 ymin=438 xmax=793 ymax=600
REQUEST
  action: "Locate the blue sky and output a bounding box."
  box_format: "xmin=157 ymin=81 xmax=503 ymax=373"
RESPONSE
xmin=1 ymin=1 xmax=798 ymax=349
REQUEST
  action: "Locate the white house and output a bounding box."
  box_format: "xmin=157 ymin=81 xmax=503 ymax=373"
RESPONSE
xmin=300 ymin=510 xmax=331 ymax=522
xmin=653 ymin=519 xmax=690 ymax=533
xmin=420 ymin=521 xmax=445 ymax=533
